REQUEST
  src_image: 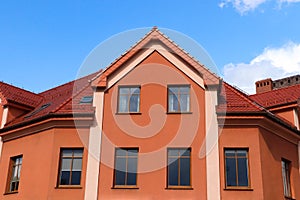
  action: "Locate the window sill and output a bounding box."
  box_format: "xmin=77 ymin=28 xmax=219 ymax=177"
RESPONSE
xmin=167 ymin=112 xmax=193 ymax=114
xmin=224 ymin=187 xmax=253 ymax=191
xmin=112 ymin=186 xmax=139 ymax=189
xmin=165 ymin=186 xmax=193 ymax=190
xmin=55 ymin=185 xmax=82 ymax=189
xmin=4 ymin=191 xmax=18 ymax=195
xmin=285 ymin=196 xmax=296 ymax=200
xmin=115 ymin=112 xmax=142 ymax=115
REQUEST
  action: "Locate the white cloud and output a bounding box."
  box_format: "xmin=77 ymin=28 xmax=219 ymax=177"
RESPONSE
xmin=223 ymin=42 xmax=300 ymax=94
xmin=219 ymin=0 xmax=267 ymax=14
xmin=219 ymin=0 xmax=300 ymax=14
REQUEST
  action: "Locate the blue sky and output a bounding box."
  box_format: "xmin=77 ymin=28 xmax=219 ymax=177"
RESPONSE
xmin=1 ymin=0 xmax=300 ymax=94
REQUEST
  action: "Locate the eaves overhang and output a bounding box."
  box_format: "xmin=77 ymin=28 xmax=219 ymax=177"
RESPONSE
xmin=0 ymin=112 xmax=95 ymax=137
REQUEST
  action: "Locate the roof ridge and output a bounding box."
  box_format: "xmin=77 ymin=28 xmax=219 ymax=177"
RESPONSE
xmin=0 ymin=81 xmax=40 ymax=97
xmin=0 ymin=81 xmax=44 ymax=108
xmin=155 ymin=28 xmax=221 ymax=80
xmin=92 ymin=27 xmax=220 ymax=87
xmin=91 ymin=28 xmax=156 ymax=82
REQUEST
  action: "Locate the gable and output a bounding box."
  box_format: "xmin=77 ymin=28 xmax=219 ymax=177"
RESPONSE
xmin=106 ymin=42 xmax=205 ymax=90
xmin=91 ymin=27 xmax=220 ymax=89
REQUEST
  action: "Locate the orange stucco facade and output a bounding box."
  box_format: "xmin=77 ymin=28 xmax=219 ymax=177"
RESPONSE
xmin=98 ymin=51 xmax=208 ymax=199
xmin=0 ymin=124 xmax=90 ymax=199
xmin=219 ymin=117 xmax=300 ymax=200
xmin=0 ymin=28 xmax=299 ymax=200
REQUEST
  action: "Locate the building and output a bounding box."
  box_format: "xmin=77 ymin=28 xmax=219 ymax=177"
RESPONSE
xmin=0 ymin=27 xmax=299 ymax=200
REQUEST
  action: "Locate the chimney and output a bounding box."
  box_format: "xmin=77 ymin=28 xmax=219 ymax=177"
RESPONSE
xmin=255 ymin=78 xmax=273 ymax=94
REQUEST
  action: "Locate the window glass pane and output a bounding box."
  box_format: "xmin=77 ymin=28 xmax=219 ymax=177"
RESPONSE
xmin=237 ymin=157 xmax=249 ymax=186
xmin=226 ymin=157 xmax=237 ymax=186
xmin=10 ymin=181 xmax=18 ymax=191
xmin=237 ymin=150 xmax=247 ymax=157
xmin=71 ymin=171 xmax=81 ymax=185
xmin=168 ymin=158 xmax=178 ymax=186
xmin=170 ymin=94 xmax=179 ymax=111
xmin=180 ymin=94 xmax=189 ymax=112
xmin=129 ymin=94 xmax=139 ymax=112
xmin=119 ymin=88 xmax=129 ymax=94
xmin=127 ymin=172 xmax=137 ymax=185
xmin=128 ymin=158 xmax=137 ymax=173
xmin=12 ymin=166 xmax=18 ymax=179
xmin=17 ymin=165 xmax=22 ymax=179
xmin=62 ymin=149 xmax=73 ymax=157
xmin=127 ymin=157 xmax=138 ymax=185
xmin=115 ymin=157 xmax=126 ymax=172
xmin=225 ymin=150 xmax=235 ymax=157
xmin=61 ymin=158 xmax=71 ymax=171
xmin=115 ymin=170 xmax=126 ymax=185
xmin=180 ymin=87 xmax=189 ymax=94
xmin=282 ymin=160 xmax=291 ymax=197
xmin=60 ymin=171 xmax=70 ymax=185
xmin=72 ymin=158 xmax=82 ymax=171
xmin=131 ymin=87 xmax=140 ymax=94
xmin=115 ymin=156 xmax=126 ymax=186
xmin=179 ymin=149 xmax=190 ymax=157
xmin=116 ymin=149 xmax=127 ymax=156
xmin=168 ymin=94 xmax=175 ymax=112
xmin=16 ymin=157 xmax=22 ymax=165
xmin=128 ymin=149 xmax=138 ymax=157
xmin=180 ymin=158 xmax=190 ymax=186
xmin=119 ymin=95 xmax=128 ymax=112
xmin=73 ymin=149 xmax=83 ymax=157
xmin=169 ymin=87 xmax=179 ymax=94
xmin=168 ymin=149 xmax=178 ymax=157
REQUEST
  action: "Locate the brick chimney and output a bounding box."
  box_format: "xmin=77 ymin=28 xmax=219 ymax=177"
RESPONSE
xmin=255 ymin=78 xmax=273 ymax=94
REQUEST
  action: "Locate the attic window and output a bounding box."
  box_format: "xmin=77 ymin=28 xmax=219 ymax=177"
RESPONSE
xmin=80 ymin=96 xmax=93 ymax=104
xmin=25 ymin=103 xmax=51 ymax=118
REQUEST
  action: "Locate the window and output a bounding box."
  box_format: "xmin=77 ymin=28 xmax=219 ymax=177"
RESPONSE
xmin=168 ymin=86 xmax=190 ymax=112
xmin=118 ymin=87 xmax=140 ymax=113
xmin=282 ymin=159 xmax=292 ymax=198
xmin=224 ymin=149 xmax=249 ymax=188
xmin=6 ymin=155 xmax=22 ymax=193
xmin=25 ymin=103 xmax=51 ymax=118
xmin=114 ymin=148 xmax=138 ymax=187
xmin=58 ymin=149 xmax=83 ymax=186
xmin=167 ymin=148 xmax=191 ymax=187
xmin=80 ymin=96 xmax=93 ymax=104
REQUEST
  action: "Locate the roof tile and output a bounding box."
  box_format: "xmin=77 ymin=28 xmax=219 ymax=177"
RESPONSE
xmin=250 ymin=84 xmax=300 ymax=108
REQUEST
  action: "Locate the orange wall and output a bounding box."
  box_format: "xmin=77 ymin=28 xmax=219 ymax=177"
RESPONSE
xmin=259 ymin=128 xmax=300 ymax=199
xmin=0 ymin=126 xmax=89 ymax=200
xmin=0 ymin=105 xmax=3 ymax=126
xmin=6 ymin=106 xmax=27 ymax=124
xmin=219 ymin=126 xmax=264 ymax=200
xmin=98 ymin=51 xmax=208 ymax=199
xmin=273 ymin=108 xmax=295 ymax=126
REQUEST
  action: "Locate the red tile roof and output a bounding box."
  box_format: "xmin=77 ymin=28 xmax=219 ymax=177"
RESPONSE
xmin=2 ymin=71 xmax=100 ymax=129
xmin=217 ymin=82 xmax=264 ymax=113
xmin=0 ymin=82 xmax=43 ymax=108
xmin=250 ymin=84 xmax=300 ymax=108
xmin=91 ymin=27 xmax=220 ymax=88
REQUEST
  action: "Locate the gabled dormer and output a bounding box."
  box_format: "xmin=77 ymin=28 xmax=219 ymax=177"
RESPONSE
xmin=0 ymin=82 xmax=43 ymax=128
